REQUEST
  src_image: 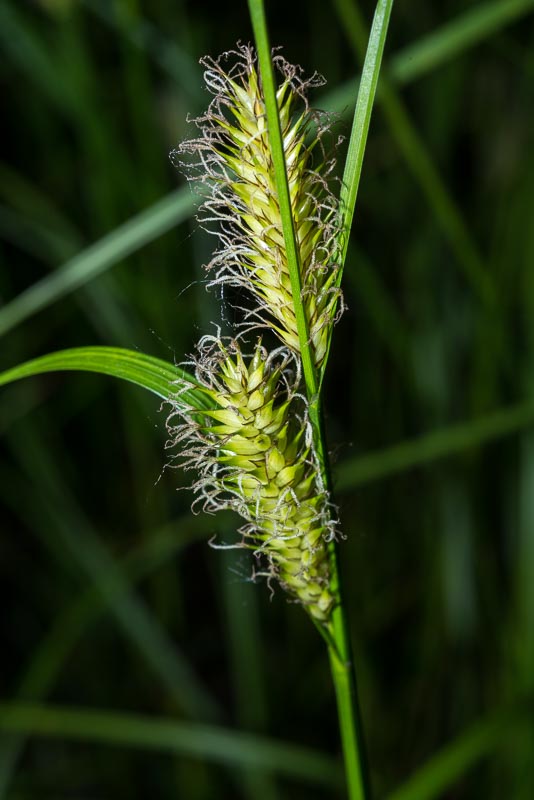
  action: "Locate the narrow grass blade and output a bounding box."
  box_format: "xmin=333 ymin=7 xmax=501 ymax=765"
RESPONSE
xmin=0 ymin=204 xmax=76 ymax=263
xmin=381 ymin=92 xmax=494 ymax=305
xmin=247 ymin=0 xmax=317 ymax=398
xmin=326 ymin=5 xmax=395 ymax=800
xmin=5 ymin=425 xmax=221 ymax=723
xmin=390 ymin=0 xmax=534 ymax=86
xmin=0 ymin=703 xmax=341 ymax=788
xmin=82 ymin=0 xmax=201 ymax=95
xmin=219 ymin=547 xmax=278 ymax=800
xmin=0 ymin=2 xmax=78 ymax=115
xmin=345 ymin=247 xmax=411 ymax=370
xmin=320 ymin=0 xmax=394 ymax=386
xmin=0 ymin=515 xmax=220 ymax=795
xmin=0 ymin=188 xmax=194 ymax=338
xmin=336 ymin=401 xmax=534 ymax=491
xmin=21 ymin=515 xmax=221 ymax=702
xmin=337 ymin=0 xmax=394 ymax=271
xmin=321 ymin=0 xmax=534 ymax=114
xmin=41 ymin=496 xmax=221 ymax=722
xmin=83 ymin=0 xmax=534 ymax=104
xmin=0 ymin=163 xmax=81 ymax=249
xmin=0 ymin=347 xmax=212 ymax=410
xmin=246 ymin=0 xmax=335 ymax=526
xmin=387 ymin=704 xmax=529 ymax=800
xmin=0 ymin=173 xmax=162 ymax=350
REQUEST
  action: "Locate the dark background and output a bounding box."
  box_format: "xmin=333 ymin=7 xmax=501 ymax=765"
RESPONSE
xmin=1 ymin=0 xmax=534 ymax=797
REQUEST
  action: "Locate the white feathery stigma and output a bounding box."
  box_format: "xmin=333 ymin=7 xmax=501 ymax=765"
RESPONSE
xmin=170 ymin=45 xmax=343 ymax=622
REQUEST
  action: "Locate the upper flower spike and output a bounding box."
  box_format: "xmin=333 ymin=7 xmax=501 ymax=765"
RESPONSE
xmin=174 ymin=44 xmax=343 ymax=368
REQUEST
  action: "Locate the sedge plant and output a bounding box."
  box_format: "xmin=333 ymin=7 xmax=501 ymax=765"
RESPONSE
xmin=0 ymin=0 xmax=394 ymax=797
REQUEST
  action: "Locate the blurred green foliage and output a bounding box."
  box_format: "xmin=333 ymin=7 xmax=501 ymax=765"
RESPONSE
xmin=1 ymin=0 xmax=534 ymax=798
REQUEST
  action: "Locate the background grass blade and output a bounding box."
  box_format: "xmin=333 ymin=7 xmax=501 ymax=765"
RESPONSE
xmin=81 ymin=0 xmax=202 ymax=94
xmin=5 ymin=425 xmax=221 ymax=723
xmin=333 ymin=0 xmax=495 ymax=308
xmin=389 ymin=0 xmax=534 ymax=85
xmin=0 ymin=515 xmax=220 ymax=795
xmin=336 ymin=401 xmax=534 ymax=490
xmin=0 ymin=188 xmax=194 ymax=338
xmin=0 ymin=2 xmax=78 ymax=115
xmin=387 ymin=704 xmax=530 ymax=800
xmin=219 ymin=545 xmax=279 ymax=800
xmin=0 ymin=703 xmax=341 ymax=788
xmin=0 ymin=346 xmax=211 ymax=409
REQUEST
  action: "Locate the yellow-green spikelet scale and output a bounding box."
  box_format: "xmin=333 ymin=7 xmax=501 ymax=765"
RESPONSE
xmin=176 ymin=339 xmax=335 ymax=622
xmin=176 ymin=46 xmax=342 ymax=368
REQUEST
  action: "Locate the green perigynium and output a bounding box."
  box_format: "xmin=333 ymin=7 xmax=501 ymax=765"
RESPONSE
xmin=174 ymin=44 xmax=343 ymax=368
xmin=171 ymin=45 xmax=343 ymax=623
xmin=168 ymin=336 xmax=336 ymax=621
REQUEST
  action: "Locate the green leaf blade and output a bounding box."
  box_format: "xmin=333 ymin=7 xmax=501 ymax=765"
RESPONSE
xmin=319 ymin=0 xmax=394 ymax=385
xmin=337 ymin=0 xmax=394 ymax=270
xmin=0 ymin=702 xmax=341 ymax=788
xmin=336 ymin=402 xmax=534 ymax=491
xmin=389 ymin=0 xmax=534 ymax=86
xmin=247 ymin=0 xmax=317 ymax=400
xmin=0 ymin=188 xmax=194 ymax=339
xmin=0 ymin=347 xmax=211 ymax=411
xmin=387 ymin=702 xmax=531 ymax=800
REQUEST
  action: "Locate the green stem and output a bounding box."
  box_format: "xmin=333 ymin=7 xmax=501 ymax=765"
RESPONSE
xmin=327 ymin=601 xmax=370 ymax=800
xmin=247 ymin=0 xmax=317 ymax=402
xmin=247 ymin=2 xmax=371 ymax=796
xmin=325 ymin=469 xmax=370 ymax=799
xmin=312 ymin=413 xmax=370 ymax=800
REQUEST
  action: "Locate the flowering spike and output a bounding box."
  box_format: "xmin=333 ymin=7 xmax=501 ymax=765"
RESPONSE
xmin=174 ymin=44 xmax=344 ymax=368
xmin=167 ymin=337 xmax=336 ymax=621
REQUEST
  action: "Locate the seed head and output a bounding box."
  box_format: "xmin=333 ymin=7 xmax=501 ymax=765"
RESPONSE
xmin=174 ymin=44 xmax=343 ymax=368
xmin=167 ymin=336 xmax=336 ymax=621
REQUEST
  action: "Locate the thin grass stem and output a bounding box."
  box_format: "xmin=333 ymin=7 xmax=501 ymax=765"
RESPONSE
xmin=327 ymin=582 xmax=370 ymax=800
xmin=246 ymin=1 xmax=393 ymax=797
xmin=247 ymin=0 xmax=318 ymax=403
